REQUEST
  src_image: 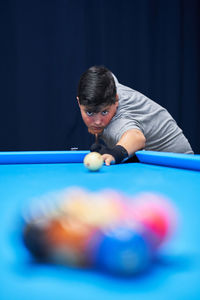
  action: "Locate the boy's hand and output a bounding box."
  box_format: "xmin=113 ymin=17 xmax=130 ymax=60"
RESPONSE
xmin=90 ymin=143 xmax=115 ymax=165
xmin=101 ymin=154 xmax=115 ymax=166
xmin=90 ymin=143 xmax=107 ymax=153
xmin=90 ymin=143 xmax=129 ymax=165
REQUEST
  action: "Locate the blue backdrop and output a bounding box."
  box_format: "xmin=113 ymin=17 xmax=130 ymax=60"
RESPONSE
xmin=0 ymin=0 xmax=199 ymax=152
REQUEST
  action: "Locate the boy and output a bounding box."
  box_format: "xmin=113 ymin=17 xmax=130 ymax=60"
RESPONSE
xmin=77 ymin=66 xmax=193 ymax=165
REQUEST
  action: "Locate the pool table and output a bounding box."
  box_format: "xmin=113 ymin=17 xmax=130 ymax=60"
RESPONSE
xmin=0 ymin=150 xmax=200 ymax=300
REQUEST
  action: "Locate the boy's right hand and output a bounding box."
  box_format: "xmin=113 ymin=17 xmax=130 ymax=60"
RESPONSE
xmin=90 ymin=142 xmax=107 ymax=153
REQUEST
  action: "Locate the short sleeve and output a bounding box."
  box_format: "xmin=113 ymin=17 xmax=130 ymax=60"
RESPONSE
xmin=102 ymin=116 xmax=144 ymax=148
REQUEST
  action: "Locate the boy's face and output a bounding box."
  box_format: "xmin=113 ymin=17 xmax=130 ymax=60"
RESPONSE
xmin=77 ymin=98 xmax=119 ymax=135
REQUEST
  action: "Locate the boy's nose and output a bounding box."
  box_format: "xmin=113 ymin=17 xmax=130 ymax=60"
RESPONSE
xmin=93 ymin=114 xmax=102 ymax=125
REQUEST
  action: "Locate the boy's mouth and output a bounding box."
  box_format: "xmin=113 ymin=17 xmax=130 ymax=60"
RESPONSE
xmin=89 ymin=127 xmax=104 ymax=134
xmin=93 ymin=126 xmax=103 ymax=130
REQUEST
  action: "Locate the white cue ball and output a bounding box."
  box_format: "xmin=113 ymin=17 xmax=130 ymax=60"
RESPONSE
xmin=83 ymin=152 xmax=104 ymax=171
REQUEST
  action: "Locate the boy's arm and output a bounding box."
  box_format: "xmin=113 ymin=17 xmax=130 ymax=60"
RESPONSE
xmin=102 ymin=129 xmax=146 ymax=166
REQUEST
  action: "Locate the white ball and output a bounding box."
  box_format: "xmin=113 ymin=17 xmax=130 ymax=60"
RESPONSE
xmin=83 ymin=152 xmax=104 ymax=171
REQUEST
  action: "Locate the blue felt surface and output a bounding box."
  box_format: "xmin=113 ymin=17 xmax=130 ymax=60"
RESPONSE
xmin=0 ymin=160 xmax=200 ymax=300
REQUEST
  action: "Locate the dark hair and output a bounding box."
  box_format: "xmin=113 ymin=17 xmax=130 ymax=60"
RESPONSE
xmin=77 ymin=66 xmax=117 ymax=112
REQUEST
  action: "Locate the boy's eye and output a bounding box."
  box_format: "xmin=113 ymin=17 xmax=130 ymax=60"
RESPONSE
xmin=86 ymin=111 xmax=94 ymax=116
xmin=101 ymin=110 xmax=108 ymax=116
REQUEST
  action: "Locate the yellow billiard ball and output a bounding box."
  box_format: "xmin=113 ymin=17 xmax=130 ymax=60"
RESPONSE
xmin=83 ymin=152 xmax=103 ymax=171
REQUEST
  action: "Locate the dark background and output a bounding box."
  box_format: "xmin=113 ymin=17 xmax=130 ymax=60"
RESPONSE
xmin=0 ymin=0 xmax=199 ymax=153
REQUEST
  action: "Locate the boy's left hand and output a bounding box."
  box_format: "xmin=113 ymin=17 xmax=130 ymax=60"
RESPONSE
xmin=101 ymin=154 xmax=115 ymax=166
xmin=90 ymin=142 xmax=115 ymax=165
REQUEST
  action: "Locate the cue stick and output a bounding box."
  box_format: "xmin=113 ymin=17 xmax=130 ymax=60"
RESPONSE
xmin=95 ymin=134 xmax=99 ymax=144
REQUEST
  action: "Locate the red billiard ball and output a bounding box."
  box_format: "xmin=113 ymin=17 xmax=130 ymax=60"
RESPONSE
xmin=130 ymin=193 xmax=176 ymax=248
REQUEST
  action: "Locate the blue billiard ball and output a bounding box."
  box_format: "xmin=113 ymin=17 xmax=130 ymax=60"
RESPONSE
xmin=93 ymin=225 xmax=153 ymax=276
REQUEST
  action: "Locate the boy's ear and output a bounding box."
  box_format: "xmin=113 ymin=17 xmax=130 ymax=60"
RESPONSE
xmin=76 ymin=97 xmax=80 ymax=105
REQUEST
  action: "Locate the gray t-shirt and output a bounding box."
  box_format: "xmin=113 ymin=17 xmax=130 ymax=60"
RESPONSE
xmin=101 ymin=75 xmax=193 ymax=154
